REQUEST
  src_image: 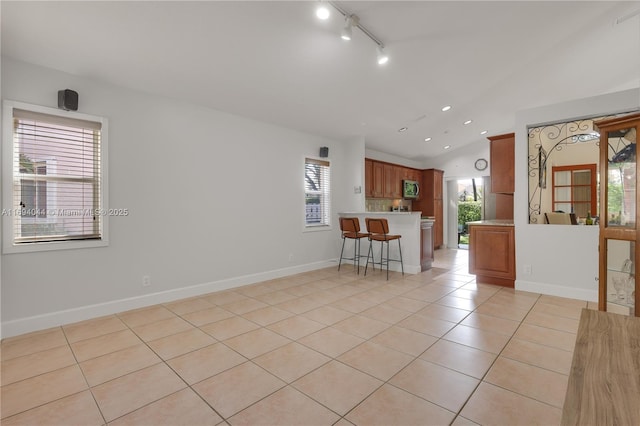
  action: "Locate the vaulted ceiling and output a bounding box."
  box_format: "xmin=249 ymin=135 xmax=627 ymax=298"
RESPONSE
xmin=2 ymin=1 xmax=639 ymax=161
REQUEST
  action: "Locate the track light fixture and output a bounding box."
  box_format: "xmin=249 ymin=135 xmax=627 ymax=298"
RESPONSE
xmin=317 ymin=1 xmax=389 ymax=65
xmin=376 ymin=45 xmax=389 ymax=65
xmin=341 ymin=15 xmax=359 ymax=41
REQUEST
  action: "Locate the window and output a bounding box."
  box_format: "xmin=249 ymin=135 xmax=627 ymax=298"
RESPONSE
xmin=552 ymin=164 xmax=597 ymax=218
xmin=2 ymin=101 xmax=108 ymax=252
xmin=20 ymin=159 xmax=47 ymax=218
xmin=304 ymin=157 xmax=330 ymax=227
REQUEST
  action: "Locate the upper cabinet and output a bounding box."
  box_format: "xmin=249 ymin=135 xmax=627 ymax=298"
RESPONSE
xmin=422 ymin=169 xmax=443 ymax=200
xmin=364 ymin=159 xmax=422 ymax=199
xmin=488 ymin=133 xmax=515 ymax=220
xmin=383 ymin=164 xmax=402 ymax=198
xmin=371 ymin=160 xmax=385 ymax=198
xmin=404 ymin=168 xmax=422 ymax=183
xmin=489 ymin=133 xmax=515 ymax=193
xmin=365 ymin=159 xmax=373 ymax=197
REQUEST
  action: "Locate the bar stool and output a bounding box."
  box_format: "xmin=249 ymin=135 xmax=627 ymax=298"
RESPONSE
xmin=338 ymin=217 xmax=369 ymax=273
xmin=364 ymin=217 xmax=404 ymax=280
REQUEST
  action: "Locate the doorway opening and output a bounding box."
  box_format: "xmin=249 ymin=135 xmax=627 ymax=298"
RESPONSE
xmin=456 ymin=178 xmax=483 ymax=249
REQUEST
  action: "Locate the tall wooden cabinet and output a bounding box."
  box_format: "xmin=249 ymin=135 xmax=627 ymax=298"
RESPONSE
xmin=420 ymin=169 xmax=444 ymax=249
xmin=595 ymin=112 xmax=640 ymax=317
xmin=488 ymin=133 xmax=515 ymax=220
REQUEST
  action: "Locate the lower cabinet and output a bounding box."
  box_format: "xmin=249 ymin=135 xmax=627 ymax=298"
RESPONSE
xmin=468 ymin=223 xmax=515 ymax=287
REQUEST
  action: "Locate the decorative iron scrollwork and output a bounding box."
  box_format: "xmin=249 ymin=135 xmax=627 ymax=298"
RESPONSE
xmin=528 ymin=113 xmax=635 ymax=224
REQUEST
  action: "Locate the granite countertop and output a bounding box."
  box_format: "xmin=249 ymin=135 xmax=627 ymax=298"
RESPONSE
xmin=467 ymin=220 xmax=514 ymax=226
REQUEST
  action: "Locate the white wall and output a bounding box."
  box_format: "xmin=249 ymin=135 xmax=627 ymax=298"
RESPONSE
xmin=0 ymin=58 xmax=363 ymax=337
xmin=423 ymin=140 xmax=490 ymax=181
xmin=515 ymin=88 xmax=640 ymax=301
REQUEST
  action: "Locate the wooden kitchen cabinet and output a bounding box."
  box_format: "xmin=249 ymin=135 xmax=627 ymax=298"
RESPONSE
xmin=371 ymin=160 xmax=384 ymax=198
xmin=488 ymin=133 xmax=515 ymax=193
xmin=364 ymin=159 xmax=423 ymax=200
xmin=383 ymin=164 xmax=402 ymax=198
xmin=418 ymin=169 xmax=444 ymax=248
xmin=366 ymin=159 xmax=406 ymax=199
xmin=468 ymin=223 xmax=515 ymax=287
xmin=422 ymin=169 xmax=443 ymax=200
xmin=404 ymin=168 xmax=422 ymax=184
xmin=365 ymin=159 xmax=373 ymax=197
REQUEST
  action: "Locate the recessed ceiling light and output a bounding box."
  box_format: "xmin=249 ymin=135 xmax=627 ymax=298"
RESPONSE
xmin=441 ymin=105 xmax=452 ymax=112
xmin=398 ymin=127 xmax=408 ymax=132
xmin=463 ymin=120 xmax=473 ymax=125
xmin=424 ymin=137 xmax=432 ymax=142
xmin=444 ymin=145 xmax=451 ymax=150
xmin=480 ymin=130 xmax=488 ymax=135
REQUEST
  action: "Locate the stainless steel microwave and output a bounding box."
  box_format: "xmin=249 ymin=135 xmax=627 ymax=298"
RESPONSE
xmin=402 ymin=180 xmax=420 ymax=199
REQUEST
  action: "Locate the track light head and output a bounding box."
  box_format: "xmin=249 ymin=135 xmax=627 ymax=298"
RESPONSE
xmin=376 ymin=45 xmax=389 ymax=65
xmin=341 ymin=15 xmax=359 ymax=41
xmin=341 ymin=17 xmax=353 ymax=40
xmin=316 ymin=2 xmax=330 ymax=20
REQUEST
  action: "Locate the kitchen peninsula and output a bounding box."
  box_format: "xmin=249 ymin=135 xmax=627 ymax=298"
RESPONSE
xmin=337 ymin=212 xmax=433 ymax=274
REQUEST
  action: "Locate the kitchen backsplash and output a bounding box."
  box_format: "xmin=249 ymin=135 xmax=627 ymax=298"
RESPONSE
xmin=366 ymin=198 xmax=413 ymax=212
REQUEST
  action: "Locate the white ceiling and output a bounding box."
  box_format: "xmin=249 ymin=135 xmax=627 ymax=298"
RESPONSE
xmin=2 ymin=1 xmax=639 ymax=162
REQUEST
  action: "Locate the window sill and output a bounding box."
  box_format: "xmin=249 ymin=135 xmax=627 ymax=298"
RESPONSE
xmin=303 ymin=224 xmax=333 ymax=233
xmin=3 ymin=238 xmax=108 ymax=254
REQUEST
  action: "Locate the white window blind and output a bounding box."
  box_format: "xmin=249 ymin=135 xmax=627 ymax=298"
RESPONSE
xmin=304 ymin=157 xmax=330 ymax=227
xmin=11 ymin=108 xmax=103 ymax=244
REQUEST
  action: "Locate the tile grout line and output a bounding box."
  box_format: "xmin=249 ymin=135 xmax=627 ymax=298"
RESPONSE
xmin=448 ymin=288 xmax=543 ymax=424
xmin=451 ymin=291 xmax=585 ymax=422
xmin=1 ymin=251 xmax=585 ymax=425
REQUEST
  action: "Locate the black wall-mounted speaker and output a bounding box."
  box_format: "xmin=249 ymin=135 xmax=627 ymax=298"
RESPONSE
xmin=319 ymin=147 xmax=329 ymax=158
xmin=58 ymin=89 xmax=79 ymax=111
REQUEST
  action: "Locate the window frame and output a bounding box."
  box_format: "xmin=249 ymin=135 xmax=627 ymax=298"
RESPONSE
xmin=2 ymin=100 xmax=109 ymax=253
xmin=551 ymin=163 xmax=597 ymax=218
xmin=303 ymin=156 xmax=331 ymax=231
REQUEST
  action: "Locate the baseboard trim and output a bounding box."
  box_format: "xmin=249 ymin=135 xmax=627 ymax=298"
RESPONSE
xmin=516 ymin=279 xmax=598 ymax=303
xmin=1 ymin=260 xmax=335 ymax=339
xmin=339 ymin=259 xmax=420 ymax=275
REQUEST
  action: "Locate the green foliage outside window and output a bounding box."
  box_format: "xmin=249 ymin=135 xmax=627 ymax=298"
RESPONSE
xmin=458 ymin=201 xmax=481 ymax=231
xmin=607 ymin=167 xmax=624 ymax=222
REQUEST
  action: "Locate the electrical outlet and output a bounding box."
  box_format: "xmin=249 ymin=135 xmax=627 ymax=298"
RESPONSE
xmin=523 ymin=264 xmax=532 ymax=275
xmin=142 ymin=275 xmax=151 ymax=287
xmin=288 ymin=253 xmax=294 ymax=262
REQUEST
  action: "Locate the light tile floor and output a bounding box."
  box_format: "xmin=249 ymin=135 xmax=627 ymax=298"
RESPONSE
xmin=0 ymin=249 xmax=596 ymax=425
